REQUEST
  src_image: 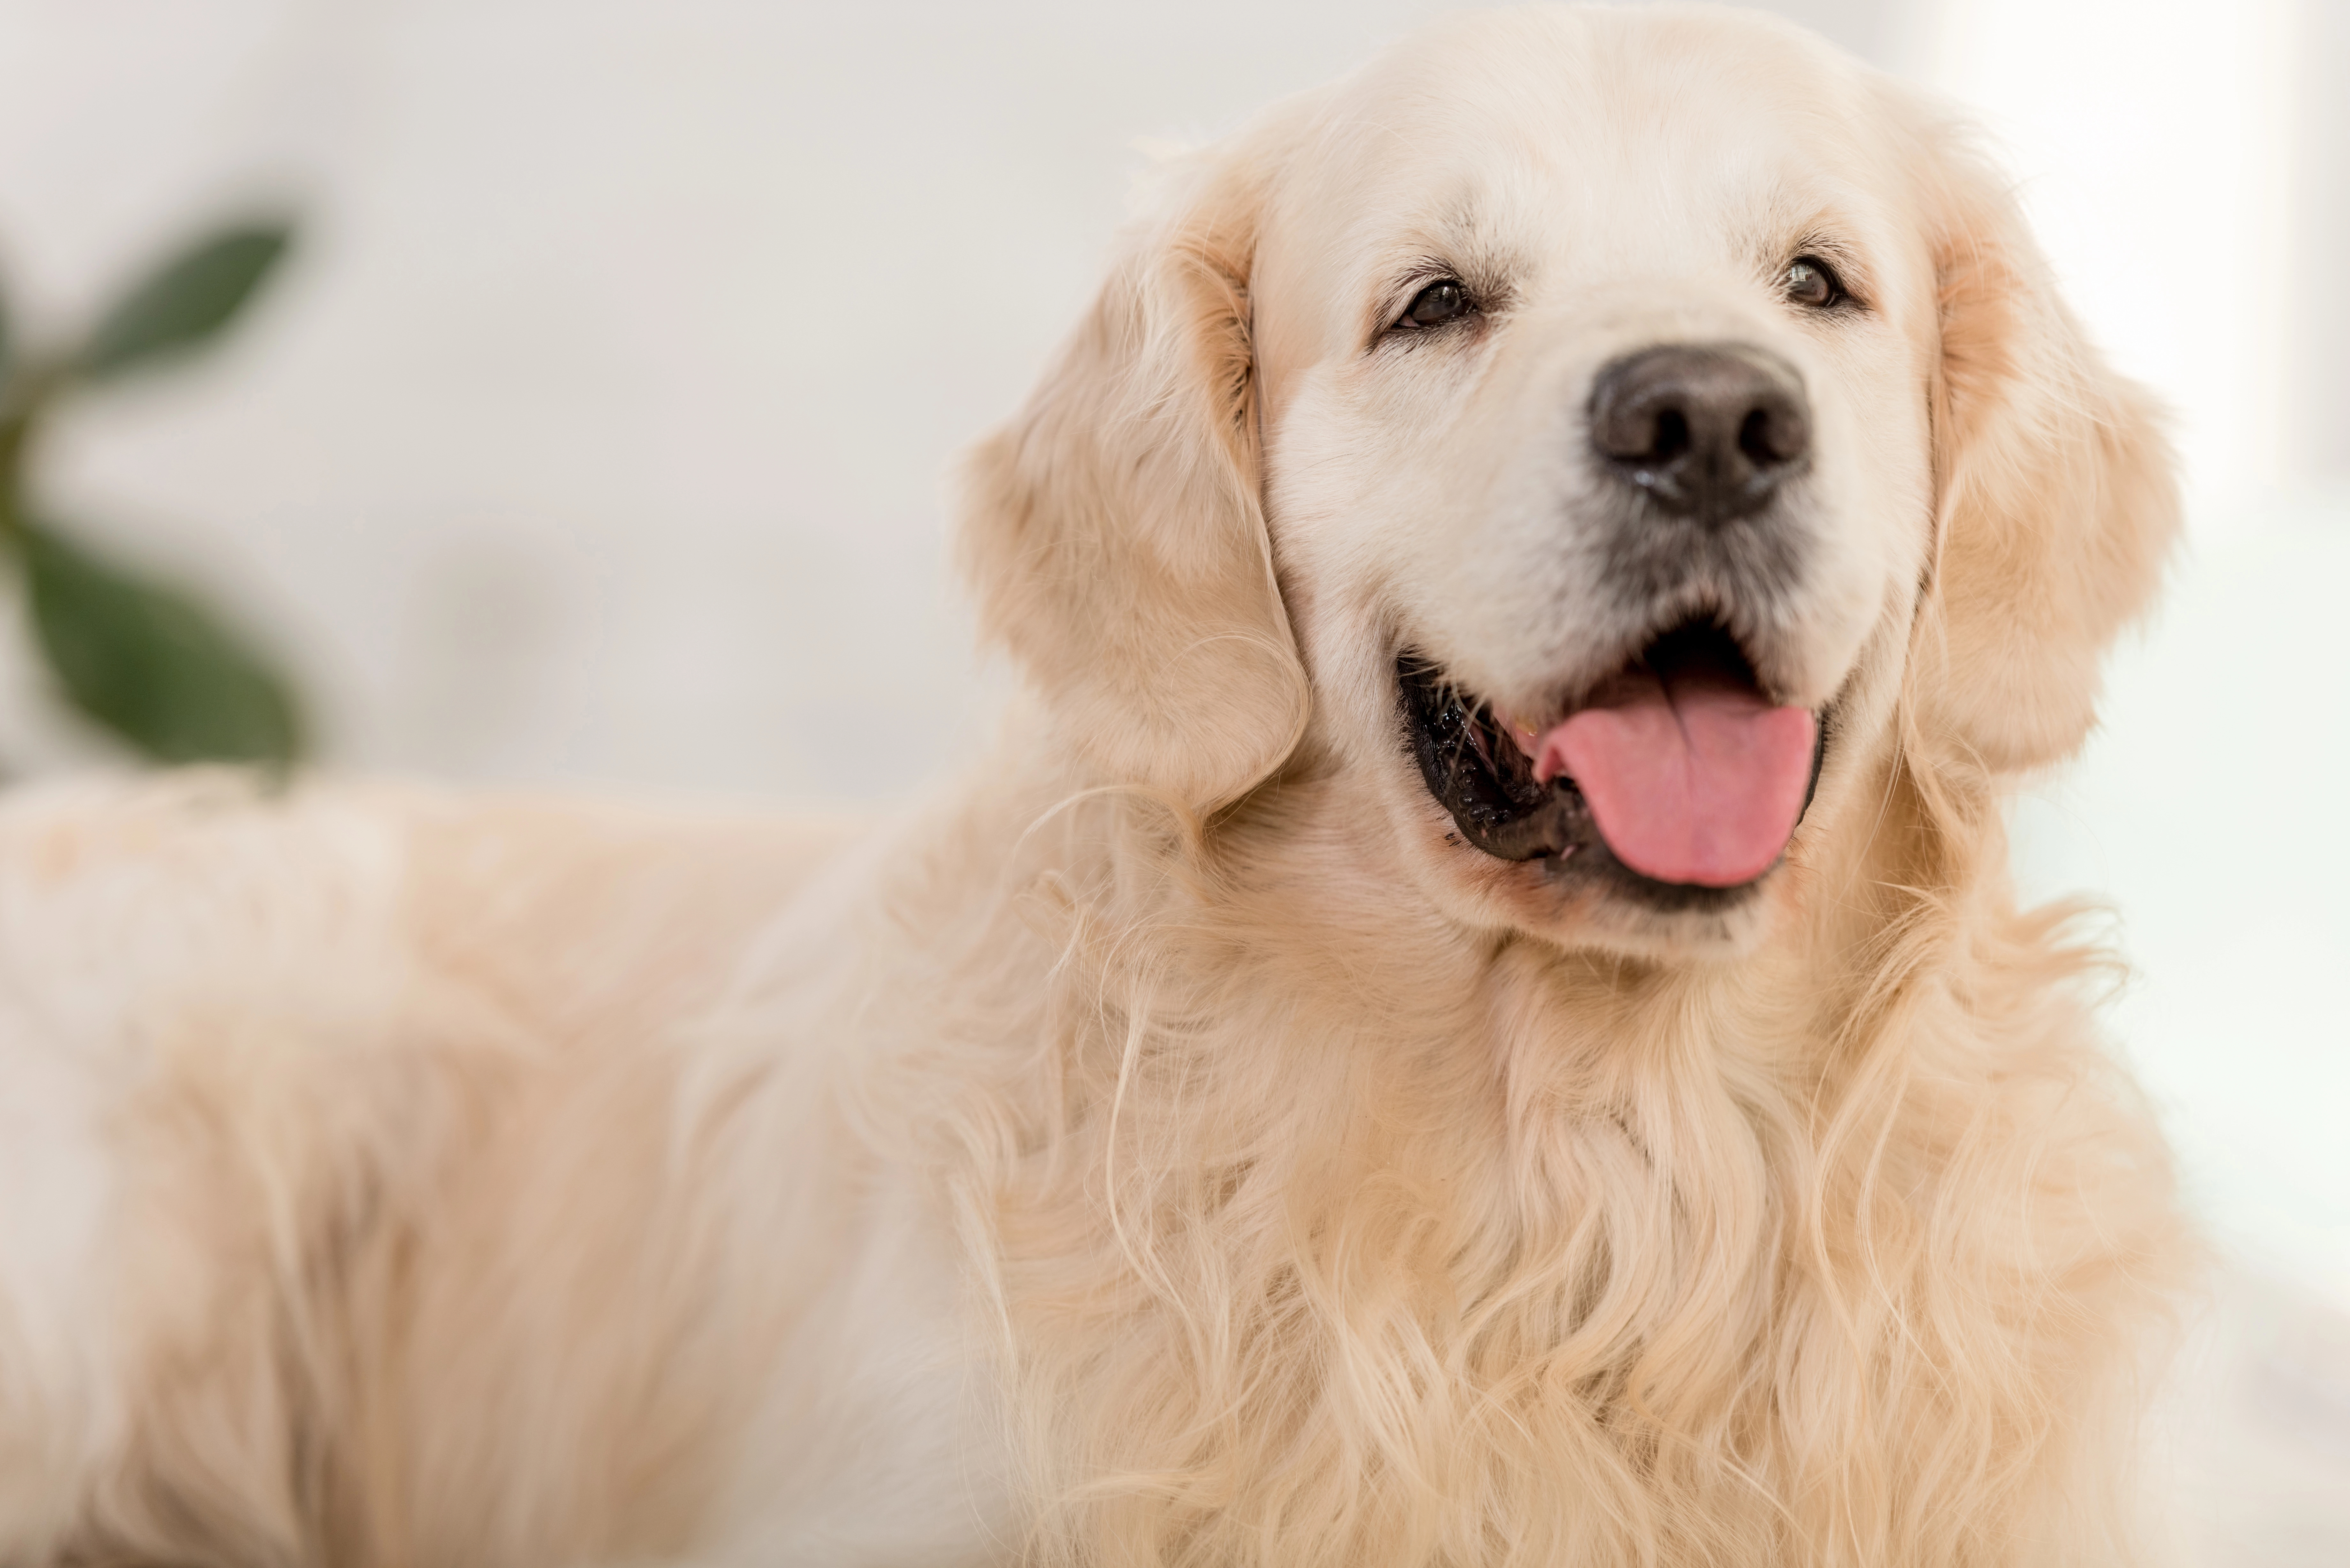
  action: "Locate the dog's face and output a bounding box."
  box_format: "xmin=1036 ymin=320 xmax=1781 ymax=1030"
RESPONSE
xmin=962 ymin=5 xmax=2174 ymax=960
xmin=1255 ymin=14 xmax=1937 ymax=950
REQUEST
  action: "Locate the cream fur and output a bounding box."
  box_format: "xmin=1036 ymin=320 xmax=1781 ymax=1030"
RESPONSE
xmin=0 ymin=8 xmax=2190 ymax=1566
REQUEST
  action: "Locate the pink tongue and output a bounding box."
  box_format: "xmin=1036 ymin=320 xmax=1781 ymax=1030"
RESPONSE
xmin=1527 ymin=671 xmax=1816 ymax=888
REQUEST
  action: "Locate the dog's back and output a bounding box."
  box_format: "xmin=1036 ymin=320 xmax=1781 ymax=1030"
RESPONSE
xmin=0 ymin=776 xmax=909 ymax=1564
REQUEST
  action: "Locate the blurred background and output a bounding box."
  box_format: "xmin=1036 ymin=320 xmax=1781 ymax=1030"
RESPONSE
xmin=0 ymin=0 xmax=2341 ymax=1556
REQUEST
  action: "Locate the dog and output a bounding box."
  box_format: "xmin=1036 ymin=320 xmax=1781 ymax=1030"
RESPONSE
xmin=0 ymin=6 xmax=2192 ymax=1564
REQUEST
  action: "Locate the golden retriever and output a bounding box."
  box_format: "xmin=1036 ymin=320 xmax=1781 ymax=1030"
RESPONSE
xmin=0 ymin=6 xmax=2191 ymax=1564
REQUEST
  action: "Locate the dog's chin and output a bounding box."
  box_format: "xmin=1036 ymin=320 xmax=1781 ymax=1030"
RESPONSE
xmin=1391 ymin=624 xmax=1826 ymax=961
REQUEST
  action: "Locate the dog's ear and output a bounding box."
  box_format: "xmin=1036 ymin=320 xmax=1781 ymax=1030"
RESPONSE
xmin=1906 ymin=117 xmax=2180 ymax=773
xmin=957 ymin=144 xmax=1307 ymax=812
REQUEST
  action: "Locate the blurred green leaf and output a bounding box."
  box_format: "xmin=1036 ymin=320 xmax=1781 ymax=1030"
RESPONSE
xmin=0 ymin=272 xmax=11 ymax=385
xmin=20 ymin=517 xmax=305 ymax=765
xmin=76 ymin=222 xmax=292 ymax=382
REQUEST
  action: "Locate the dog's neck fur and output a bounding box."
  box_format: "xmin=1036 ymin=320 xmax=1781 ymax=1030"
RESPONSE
xmin=857 ymin=727 xmax=2186 ymax=1568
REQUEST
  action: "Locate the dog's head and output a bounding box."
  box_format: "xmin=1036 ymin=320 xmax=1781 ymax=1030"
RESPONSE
xmin=960 ymin=5 xmax=2174 ymax=958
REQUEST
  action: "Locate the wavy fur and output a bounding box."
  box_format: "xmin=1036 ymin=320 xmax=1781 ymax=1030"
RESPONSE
xmin=0 ymin=8 xmax=2190 ymax=1565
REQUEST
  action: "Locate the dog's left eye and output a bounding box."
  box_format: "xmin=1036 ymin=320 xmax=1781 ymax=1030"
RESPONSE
xmin=1397 ymin=280 xmax=1471 ymax=328
xmin=1784 ymin=256 xmax=1845 ymax=308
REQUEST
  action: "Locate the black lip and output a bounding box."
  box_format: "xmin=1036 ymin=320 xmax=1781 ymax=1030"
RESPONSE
xmin=1396 ymin=633 xmax=1828 ymax=902
xmin=1397 ymin=653 xmax=1593 ymax=862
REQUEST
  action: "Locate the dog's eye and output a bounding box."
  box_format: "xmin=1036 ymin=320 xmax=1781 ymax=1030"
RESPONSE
xmin=1784 ymin=256 xmax=1844 ymax=309
xmin=1399 ymin=280 xmax=1470 ymax=328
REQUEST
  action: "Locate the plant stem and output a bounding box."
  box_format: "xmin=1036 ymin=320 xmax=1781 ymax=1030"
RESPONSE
xmin=0 ymin=360 xmax=59 ymax=549
xmin=0 ymin=418 xmax=27 ymax=549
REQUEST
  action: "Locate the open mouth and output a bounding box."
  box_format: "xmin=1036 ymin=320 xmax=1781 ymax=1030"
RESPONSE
xmin=1398 ymin=619 xmax=1826 ymax=894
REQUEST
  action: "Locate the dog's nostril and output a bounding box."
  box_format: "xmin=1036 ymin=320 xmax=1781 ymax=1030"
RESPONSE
xmin=1652 ymin=408 xmax=1691 ymax=461
xmin=1588 ymin=343 xmax=1811 ymax=524
xmin=1738 ymin=404 xmax=1806 ymax=467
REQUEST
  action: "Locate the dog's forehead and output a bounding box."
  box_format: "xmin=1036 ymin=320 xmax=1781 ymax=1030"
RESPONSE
xmin=1258 ymin=11 xmax=1901 ymax=339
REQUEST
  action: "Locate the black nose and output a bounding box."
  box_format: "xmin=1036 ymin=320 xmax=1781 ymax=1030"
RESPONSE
xmin=1588 ymin=343 xmax=1810 ymax=525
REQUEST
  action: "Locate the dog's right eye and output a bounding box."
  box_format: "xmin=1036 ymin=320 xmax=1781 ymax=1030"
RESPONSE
xmin=1398 ymin=280 xmax=1471 ymax=328
xmin=1783 ymin=256 xmax=1846 ymax=309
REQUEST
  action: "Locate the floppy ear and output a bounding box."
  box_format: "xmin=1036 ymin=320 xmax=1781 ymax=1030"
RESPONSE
xmin=1908 ymin=121 xmax=2180 ymax=773
xmin=957 ymin=145 xmax=1307 ymax=812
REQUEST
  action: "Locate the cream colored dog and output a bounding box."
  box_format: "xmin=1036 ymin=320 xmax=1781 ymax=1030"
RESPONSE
xmin=0 ymin=7 xmax=2190 ymax=1565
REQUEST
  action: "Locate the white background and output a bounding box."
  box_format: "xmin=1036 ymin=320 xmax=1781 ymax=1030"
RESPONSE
xmin=0 ymin=1 xmax=2342 ymax=1555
